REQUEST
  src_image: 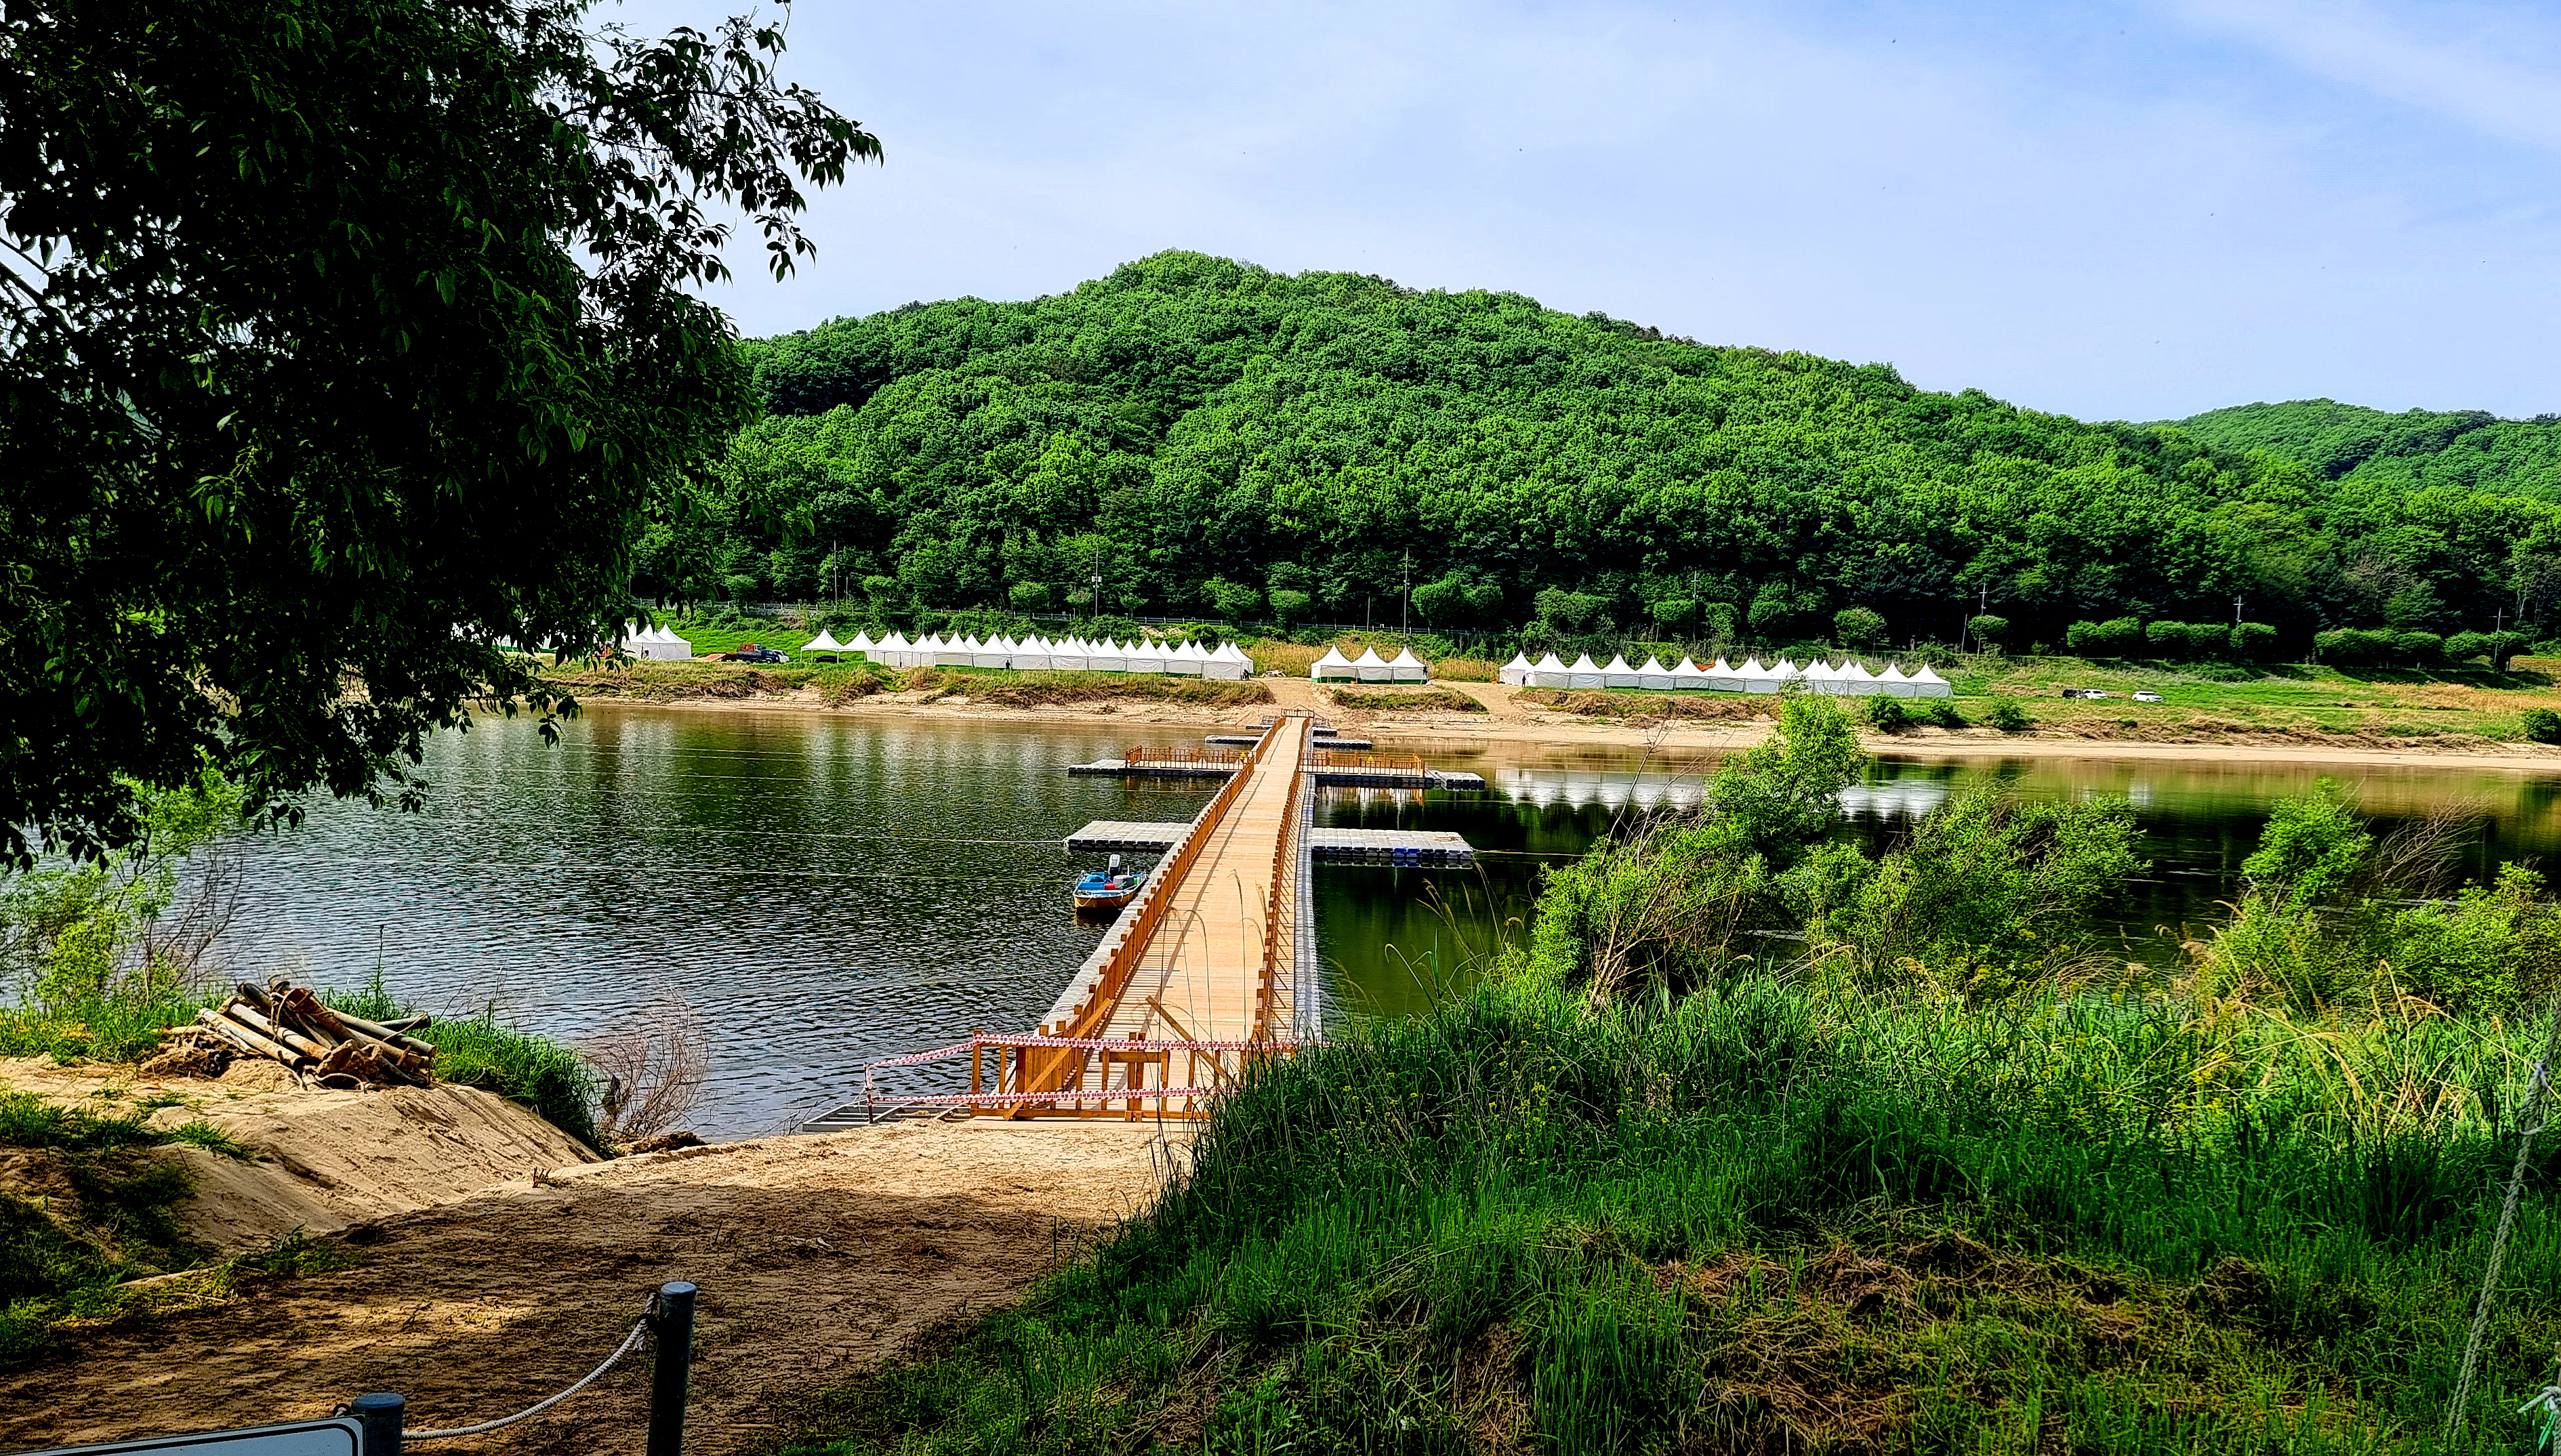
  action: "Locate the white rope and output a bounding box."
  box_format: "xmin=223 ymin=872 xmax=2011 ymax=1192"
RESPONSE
xmin=405 ymin=1310 xmax=652 ymax=1440
xmin=2449 ymin=991 xmax=2561 ymax=1440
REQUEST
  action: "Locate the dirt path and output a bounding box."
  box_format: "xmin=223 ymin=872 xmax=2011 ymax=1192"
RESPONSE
xmin=0 ymin=1121 xmax=1176 ymax=1455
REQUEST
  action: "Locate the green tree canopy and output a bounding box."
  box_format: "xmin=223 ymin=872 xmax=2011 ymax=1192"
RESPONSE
xmin=0 ymin=0 xmax=876 ymax=863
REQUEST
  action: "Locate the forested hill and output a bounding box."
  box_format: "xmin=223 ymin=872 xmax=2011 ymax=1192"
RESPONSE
xmin=2173 ymin=399 xmax=2561 ymax=503
xmin=659 ymin=251 xmax=2561 ymax=652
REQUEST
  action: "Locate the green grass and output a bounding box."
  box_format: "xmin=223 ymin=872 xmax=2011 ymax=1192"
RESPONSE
xmin=0 ymin=1089 xmax=234 ymax=1362
xmin=1321 ymin=685 xmax=1487 ymax=712
xmin=0 ymin=980 xmax=222 ymax=1063
xmin=779 ymin=974 xmax=2561 ymax=1455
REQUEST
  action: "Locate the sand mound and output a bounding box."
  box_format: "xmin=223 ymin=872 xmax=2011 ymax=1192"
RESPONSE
xmin=1 ymin=1056 xmax=597 ymax=1252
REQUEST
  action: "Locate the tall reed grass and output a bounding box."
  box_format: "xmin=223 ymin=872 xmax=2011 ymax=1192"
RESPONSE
xmin=788 ymin=972 xmax=2561 ymax=1454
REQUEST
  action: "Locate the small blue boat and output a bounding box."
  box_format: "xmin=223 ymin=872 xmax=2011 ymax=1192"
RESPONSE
xmin=1074 ymin=854 xmax=1148 ymax=913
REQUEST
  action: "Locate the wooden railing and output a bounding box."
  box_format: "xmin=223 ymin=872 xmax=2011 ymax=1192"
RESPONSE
xmin=1312 ymin=749 xmax=1425 ymax=774
xmin=1015 ymin=723 xmax=1288 ymax=1106
xmin=1124 ymin=745 xmax=1244 ymax=768
xmin=1252 ymin=747 xmax=1305 ymax=1045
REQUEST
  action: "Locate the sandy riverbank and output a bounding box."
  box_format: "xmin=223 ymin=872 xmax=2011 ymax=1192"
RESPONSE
xmin=0 ymin=1058 xmax=1174 ymax=1455
xmin=570 ymin=678 xmax=2561 ymax=776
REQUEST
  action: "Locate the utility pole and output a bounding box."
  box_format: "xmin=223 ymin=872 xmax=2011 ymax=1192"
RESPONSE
xmin=1089 ymin=543 xmax=1103 ymax=625
xmin=2233 ymin=594 xmax=2242 ymax=629
xmin=1401 ymin=552 xmax=1412 ymax=637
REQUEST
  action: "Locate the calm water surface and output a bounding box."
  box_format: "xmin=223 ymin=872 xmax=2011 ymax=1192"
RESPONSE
xmin=207 ymin=708 xmax=2561 ymax=1135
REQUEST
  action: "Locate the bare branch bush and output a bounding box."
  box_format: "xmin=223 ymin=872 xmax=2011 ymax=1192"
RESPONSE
xmin=579 ymin=995 xmax=710 ymax=1141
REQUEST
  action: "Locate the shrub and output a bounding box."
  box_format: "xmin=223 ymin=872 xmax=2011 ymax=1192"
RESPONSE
xmin=2446 ymin=630 xmax=2492 ymax=664
xmin=2523 ymin=709 xmax=2561 ymax=745
xmin=2395 ymin=629 xmax=2446 ymax=666
xmin=1267 ymin=588 xmax=1311 ymax=627
xmin=1006 ymin=581 xmax=1051 ymax=612
xmin=1965 ymin=613 xmax=2008 ymax=651
xmin=1832 ymin=606 xmax=1886 ymax=648
xmin=2066 ymin=617 xmax=2142 ymax=656
xmin=2232 ymin=621 xmax=2279 ymax=659
xmin=2315 ymin=627 xmax=2399 ymax=667
xmin=1988 ymin=700 xmax=2030 ymax=733
xmin=1863 ymin=695 xmax=1910 ymax=732
xmin=1921 ymin=699 xmax=1966 ymax=729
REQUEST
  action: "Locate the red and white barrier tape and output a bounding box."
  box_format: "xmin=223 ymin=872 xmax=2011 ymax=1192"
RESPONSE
xmin=876 ymin=1087 xmax=1218 ymax=1106
xmin=864 ymin=1033 xmax=1307 ymax=1072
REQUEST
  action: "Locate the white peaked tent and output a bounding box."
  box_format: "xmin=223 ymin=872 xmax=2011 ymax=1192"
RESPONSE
xmin=1499 ymin=652 xmax=1534 ymax=686
xmin=802 ymin=629 xmax=846 ymax=654
xmin=1125 ymin=638 xmax=1166 ymax=674
xmin=874 ymin=631 xmax=911 ymax=667
xmin=1352 ymin=646 xmax=1392 ymax=683
xmin=1876 ymin=663 xmax=1914 ymax=698
xmin=1048 ymin=637 xmax=1085 ymax=671
xmin=1011 ymin=636 xmax=1049 ymax=671
xmin=1089 ymin=638 xmax=1128 ymax=673
xmin=1168 ymin=641 xmax=1206 ymax=677
xmin=1206 ymin=642 xmax=1252 ymax=680
xmin=972 ymin=636 xmax=1010 ymax=669
xmin=1907 ymin=664 xmax=1954 ymax=699
xmin=622 ymin=623 xmax=693 ymax=661
xmin=846 ymin=630 xmax=876 ymax=659
xmin=1671 ymin=657 xmax=1709 ymax=690
xmin=1388 ymin=647 xmax=1428 ymax=683
xmin=1774 ymin=657 xmax=1805 ymax=690
xmin=1531 ymin=652 xmax=1571 ymax=688
xmin=1601 ymin=653 xmax=1640 ymax=689
xmin=1309 ymin=646 xmax=1355 ymax=680
xmin=1804 ymin=659 xmax=1843 ymax=695
xmin=1568 ymin=653 xmax=1605 ymax=690
xmin=1702 ymin=657 xmax=1744 ymax=692
xmin=1842 ymin=661 xmax=1879 ymax=696
xmin=1738 ymin=657 xmax=1779 ymax=694
xmin=1637 ymin=655 xmax=1676 ymax=690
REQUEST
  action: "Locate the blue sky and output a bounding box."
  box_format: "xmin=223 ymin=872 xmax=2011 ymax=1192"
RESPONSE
xmin=634 ymin=0 xmax=2561 ymax=423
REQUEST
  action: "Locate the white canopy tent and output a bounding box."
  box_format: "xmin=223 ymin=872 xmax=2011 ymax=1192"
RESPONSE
xmin=972 ymin=636 xmax=1010 ymax=669
xmin=1842 ymin=661 xmax=1879 ymax=696
xmin=1530 ymin=652 xmax=1571 ymax=688
xmin=1907 ymin=665 xmax=1954 ymax=698
xmin=872 ymin=631 xmax=911 ymax=667
xmin=1601 ymin=654 xmax=1640 ymax=689
xmin=1167 ymin=641 xmax=1206 ymax=677
xmin=1309 ymin=646 xmax=1354 ymax=680
xmin=1499 ymin=652 xmax=1533 ymax=686
xmin=1701 ymin=657 xmax=1744 ymax=692
xmin=1387 ymin=648 xmax=1428 ymax=682
xmin=1206 ymin=642 xmax=1252 ymax=680
xmin=1803 ymin=659 xmax=1843 ymax=695
xmin=1088 ymin=639 xmax=1128 ymax=673
xmin=1351 ymin=647 xmax=1391 ymax=683
xmin=1875 ymin=664 xmax=1914 ymax=697
xmin=1124 ymin=638 xmax=1166 ymax=674
xmin=1738 ymin=657 xmax=1779 ymax=694
xmin=1049 ymin=637 xmax=1086 ymax=671
xmin=1568 ymin=653 xmax=1605 ymax=690
xmin=1636 ymin=655 xmax=1675 ymax=690
xmin=1671 ymin=657 xmax=1709 ymax=690
xmin=846 ymin=630 xmax=876 ymax=659
xmin=802 ymin=629 xmax=846 ymax=654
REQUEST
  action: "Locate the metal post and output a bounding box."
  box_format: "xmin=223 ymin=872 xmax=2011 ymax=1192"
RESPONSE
xmin=648 ymin=1282 xmax=697 ymax=1456
xmin=349 ymin=1392 xmax=405 ymax=1456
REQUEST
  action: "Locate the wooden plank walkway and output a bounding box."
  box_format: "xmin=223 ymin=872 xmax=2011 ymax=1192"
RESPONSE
xmin=1099 ymin=716 xmax=1309 ymax=1054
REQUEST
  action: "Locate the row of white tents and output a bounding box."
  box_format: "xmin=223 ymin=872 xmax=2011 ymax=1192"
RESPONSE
xmin=805 ymin=629 xmax=1253 ymax=679
xmin=1309 ymin=646 xmax=1430 ymax=682
xmin=1497 ymin=652 xmax=1953 ymax=697
xmin=619 ymin=625 xmax=695 ymax=661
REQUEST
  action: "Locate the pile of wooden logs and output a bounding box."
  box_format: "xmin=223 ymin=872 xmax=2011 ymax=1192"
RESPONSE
xmin=192 ymin=978 xmax=438 ymax=1090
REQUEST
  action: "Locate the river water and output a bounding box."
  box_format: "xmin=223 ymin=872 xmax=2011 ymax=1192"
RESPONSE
xmin=202 ymin=707 xmax=2561 ymax=1136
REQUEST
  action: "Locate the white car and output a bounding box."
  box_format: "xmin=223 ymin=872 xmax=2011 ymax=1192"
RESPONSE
xmin=2132 ymin=690 xmax=2163 ymax=703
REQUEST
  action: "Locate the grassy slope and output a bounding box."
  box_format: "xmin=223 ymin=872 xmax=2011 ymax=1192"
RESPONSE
xmin=781 ymin=976 xmax=2561 ymax=1455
